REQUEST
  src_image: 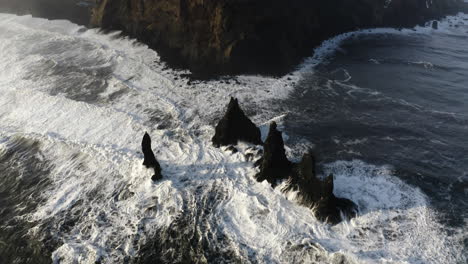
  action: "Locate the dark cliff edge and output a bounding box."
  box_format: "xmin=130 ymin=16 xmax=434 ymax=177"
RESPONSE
xmin=89 ymin=0 xmax=467 ymax=78
xmin=0 ymin=0 xmax=466 ymax=77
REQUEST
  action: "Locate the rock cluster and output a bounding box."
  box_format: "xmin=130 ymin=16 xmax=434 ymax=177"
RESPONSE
xmin=90 ymin=0 xmax=465 ymax=76
xmin=212 ymin=97 xmax=262 ymax=147
xmin=211 ymin=99 xmax=357 ymax=223
xmin=285 ymin=153 xmax=357 ymax=224
xmin=141 ymin=95 xmax=356 ymax=223
xmin=142 ymin=132 xmax=162 ymax=181
xmin=254 ymin=122 xmax=357 ymax=223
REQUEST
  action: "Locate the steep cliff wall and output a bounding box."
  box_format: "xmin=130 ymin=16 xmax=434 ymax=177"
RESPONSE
xmin=91 ymin=0 xmax=464 ymax=76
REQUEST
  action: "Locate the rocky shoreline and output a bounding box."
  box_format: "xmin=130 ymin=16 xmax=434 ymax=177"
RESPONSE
xmin=90 ymin=0 xmax=467 ymax=77
xmin=1 ymin=0 xmax=466 ymax=77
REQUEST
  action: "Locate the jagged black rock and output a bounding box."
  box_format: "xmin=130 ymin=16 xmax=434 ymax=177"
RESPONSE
xmin=255 ymin=122 xmax=293 ymax=186
xmin=285 ymin=152 xmax=358 ymax=224
xmin=142 ymin=132 xmax=162 ymax=181
xmin=254 ymin=122 xmax=357 ymax=223
xmin=212 ymin=97 xmax=262 ymax=147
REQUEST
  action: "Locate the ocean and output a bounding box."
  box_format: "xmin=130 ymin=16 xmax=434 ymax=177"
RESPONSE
xmin=0 ymin=12 xmax=466 ymax=264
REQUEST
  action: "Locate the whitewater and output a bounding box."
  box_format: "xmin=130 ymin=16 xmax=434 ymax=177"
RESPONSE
xmin=0 ymin=12 xmax=466 ymax=264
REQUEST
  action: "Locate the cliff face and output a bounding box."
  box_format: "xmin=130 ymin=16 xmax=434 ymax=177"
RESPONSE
xmin=90 ymin=0 xmax=464 ymax=76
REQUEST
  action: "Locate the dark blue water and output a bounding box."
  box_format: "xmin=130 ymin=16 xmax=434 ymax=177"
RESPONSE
xmin=286 ymin=24 xmax=468 ymax=229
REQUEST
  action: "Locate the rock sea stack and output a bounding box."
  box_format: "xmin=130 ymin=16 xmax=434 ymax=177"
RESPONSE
xmin=255 ymin=122 xmax=292 ymax=186
xmin=142 ymin=132 xmax=162 ymax=181
xmin=285 ymin=152 xmax=357 ymax=224
xmin=212 ymin=97 xmax=262 ymax=147
xmin=253 ymin=123 xmax=357 ymax=223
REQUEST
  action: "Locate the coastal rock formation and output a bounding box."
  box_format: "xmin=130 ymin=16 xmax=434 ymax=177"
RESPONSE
xmin=253 ymin=123 xmax=357 ymax=223
xmin=142 ymin=132 xmax=162 ymax=181
xmin=284 ymin=153 xmax=357 ymax=224
xmin=255 ymin=122 xmax=292 ymax=186
xmin=90 ymin=0 xmax=465 ymax=76
xmin=212 ymin=97 xmax=262 ymax=147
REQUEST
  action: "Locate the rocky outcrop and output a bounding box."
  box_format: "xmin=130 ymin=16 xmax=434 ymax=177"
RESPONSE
xmin=212 ymin=97 xmax=262 ymax=147
xmin=90 ymin=0 xmax=465 ymax=76
xmin=255 ymin=122 xmax=292 ymax=186
xmin=284 ymin=153 xmax=357 ymax=224
xmin=253 ymin=122 xmax=356 ymax=223
xmin=142 ymin=132 xmax=162 ymax=181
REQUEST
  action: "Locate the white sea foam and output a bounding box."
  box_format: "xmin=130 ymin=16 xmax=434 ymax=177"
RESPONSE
xmin=0 ymin=12 xmax=466 ymax=264
xmin=293 ymin=12 xmax=468 ymax=76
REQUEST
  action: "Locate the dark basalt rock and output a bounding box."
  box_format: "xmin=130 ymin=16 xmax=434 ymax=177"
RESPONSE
xmin=142 ymin=132 xmax=162 ymax=181
xmin=285 ymin=152 xmax=357 ymax=224
xmin=254 ymin=124 xmax=357 ymax=223
xmin=212 ymin=97 xmax=262 ymax=147
xmin=432 ymin=20 xmax=439 ymax=29
xmin=255 ymin=122 xmax=292 ymax=186
xmin=90 ymin=0 xmax=464 ymax=77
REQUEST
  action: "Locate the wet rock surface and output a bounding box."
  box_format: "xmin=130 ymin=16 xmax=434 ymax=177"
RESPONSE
xmin=212 ymin=97 xmax=262 ymax=147
xmin=285 ymin=153 xmax=358 ymax=224
xmin=255 ymin=122 xmax=292 ymax=186
xmin=142 ymin=132 xmax=162 ymax=181
xmin=253 ymin=122 xmax=357 ymax=223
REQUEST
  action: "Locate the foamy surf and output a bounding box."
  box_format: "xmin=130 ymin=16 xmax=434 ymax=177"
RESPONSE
xmin=0 ymin=12 xmax=466 ymax=264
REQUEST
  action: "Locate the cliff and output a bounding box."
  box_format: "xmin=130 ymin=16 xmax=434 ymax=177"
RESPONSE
xmin=90 ymin=0 xmax=465 ymax=77
xmin=0 ymin=1 xmax=463 ymax=76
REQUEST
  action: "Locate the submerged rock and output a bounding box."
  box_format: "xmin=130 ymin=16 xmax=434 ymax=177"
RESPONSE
xmin=142 ymin=132 xmax=162 ymax=181
xmin=255 ymin=122 xmax=292 ymax=186
xmin=432 ymin=20 xmax=439 ymax=29
xmin=212 ymin=97 xmax=262 ymax=147
xmin=285 ymin=152 xmax=357 ymax=224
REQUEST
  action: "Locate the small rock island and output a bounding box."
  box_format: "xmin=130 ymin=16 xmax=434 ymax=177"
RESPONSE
xmin=212 ymin=97 xmax=262 ymax=147
xmin=142 ymin=132 xmax=162 ymax=181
